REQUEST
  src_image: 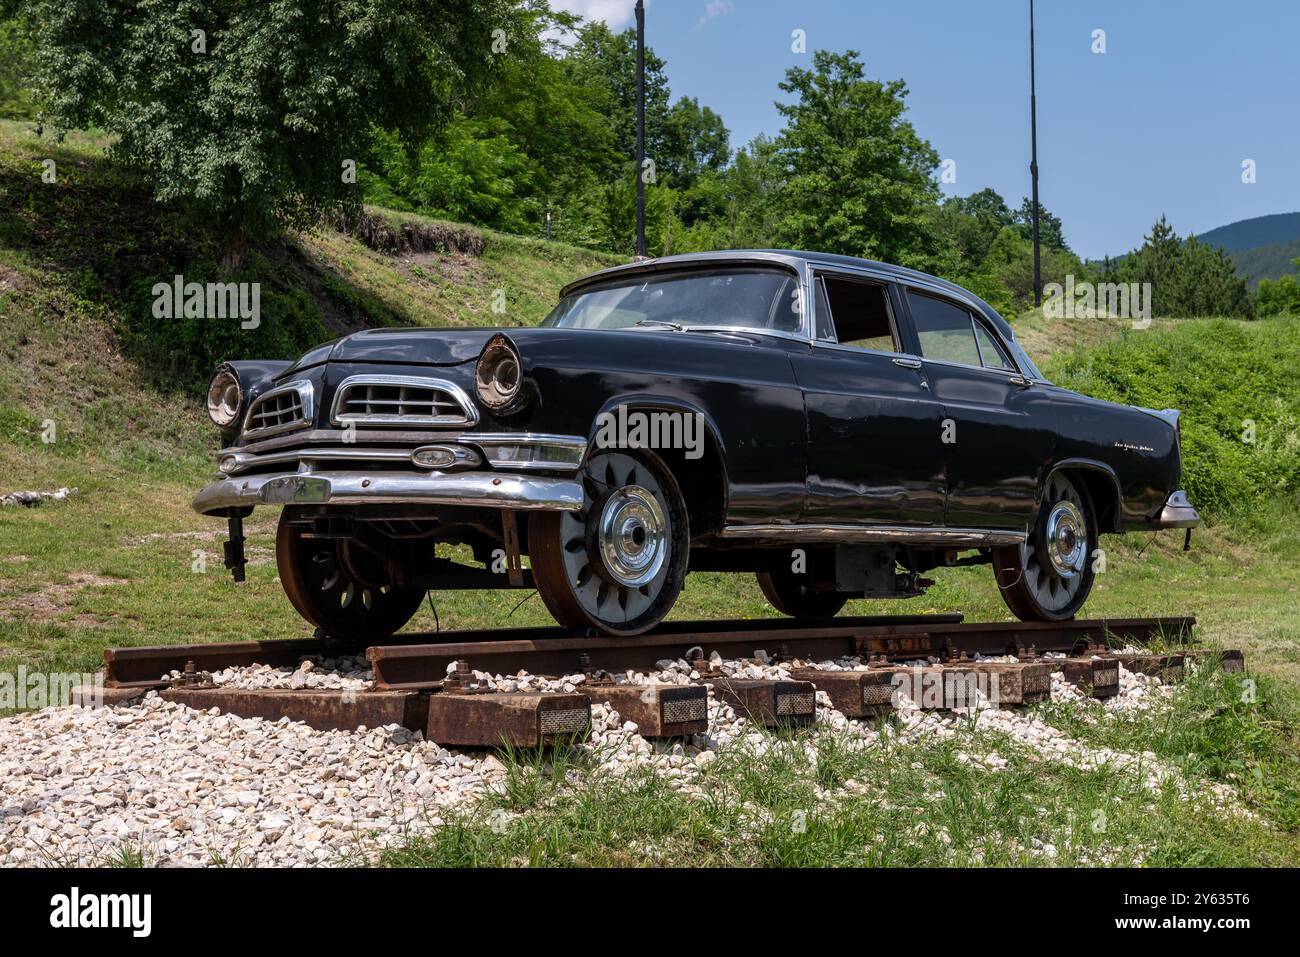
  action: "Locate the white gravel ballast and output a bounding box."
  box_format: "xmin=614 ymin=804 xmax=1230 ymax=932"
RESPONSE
xmin=0 ymin=653 xmax=1239 ymax=867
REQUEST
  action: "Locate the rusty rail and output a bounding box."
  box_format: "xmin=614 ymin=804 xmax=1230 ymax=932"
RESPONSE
xmin=94 ymin=614 xmax=1212 ymax=744
xmin=363 ymin=615 xmax=1194 ymax=691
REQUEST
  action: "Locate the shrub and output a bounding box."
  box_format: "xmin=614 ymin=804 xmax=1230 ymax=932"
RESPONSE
xmin=1045 ymin=319 xmax=1300 ymax=513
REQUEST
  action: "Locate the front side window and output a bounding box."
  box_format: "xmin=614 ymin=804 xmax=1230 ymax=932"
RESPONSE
xmin=542 ymin=268 xmax=803 ymax=335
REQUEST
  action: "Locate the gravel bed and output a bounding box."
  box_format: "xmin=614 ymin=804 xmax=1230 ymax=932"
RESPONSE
xmin=0 ymin=650 xmax=1237 ymax=867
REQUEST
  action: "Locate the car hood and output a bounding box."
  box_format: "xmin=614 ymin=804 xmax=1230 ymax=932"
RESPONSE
xmin=279 ymin=328 xmax=508 ymax=377
xmin=276 ymin=324 xmax=793 ymax=381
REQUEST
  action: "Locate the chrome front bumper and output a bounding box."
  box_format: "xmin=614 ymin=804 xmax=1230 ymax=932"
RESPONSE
xmin=1150 ymin=489 xmax=1200 ymax=529
xmin=192 ymin=469 xmax=584 ymax=516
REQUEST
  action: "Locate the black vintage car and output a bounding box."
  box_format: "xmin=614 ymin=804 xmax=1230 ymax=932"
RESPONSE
xmin=194 ymin=251 xmax=1199 ymax=638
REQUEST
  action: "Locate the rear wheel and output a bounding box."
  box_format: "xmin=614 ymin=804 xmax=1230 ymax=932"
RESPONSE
xmin=276 ymin=514 xmax=426 ymax=640
xmin=529 ymin=449 xmax=689 ymax=636
xmin=993 ymin=471 xmax=1097 ymax=621
xmin=756 ymin=568 xmax=847 ymax=620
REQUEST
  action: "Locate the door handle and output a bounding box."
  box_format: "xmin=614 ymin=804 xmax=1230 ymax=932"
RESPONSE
xmin=891 ymin=357 xmax=923 ymax=370
xmin=1008 ymin=374 xmax=1031 ymax=388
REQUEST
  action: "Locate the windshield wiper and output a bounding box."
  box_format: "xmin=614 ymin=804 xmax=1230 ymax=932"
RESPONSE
xmin=633 ymin=319 xmax=684 ymax=332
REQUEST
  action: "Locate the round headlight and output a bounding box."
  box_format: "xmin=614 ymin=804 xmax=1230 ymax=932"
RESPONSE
xmin=475 ymin=335 xmax=523 ymax=411
xmin=206 ymin=367 xmax=243 ymax=427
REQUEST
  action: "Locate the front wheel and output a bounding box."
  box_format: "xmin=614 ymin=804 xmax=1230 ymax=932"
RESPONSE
xmin=276 ymin=515 xmax=426 ymax=640
xmin=528 ymin=449 xmax=689 ymax=636
xmin=993 ymin=471 xmax=1097 ymax=621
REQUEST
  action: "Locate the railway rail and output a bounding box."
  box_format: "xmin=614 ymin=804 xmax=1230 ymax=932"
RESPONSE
xmin=85 ymin=614 xmax=1243 ymax=748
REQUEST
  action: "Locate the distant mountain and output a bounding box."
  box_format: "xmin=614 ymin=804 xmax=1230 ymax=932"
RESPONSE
xmin=1194 ymin=212 xmax=1300 ymax=253
xmin=1092 ymin=213 xmax=1300 ymax=287
xmin=1230 ymin=237 xmax=1300 ymax=288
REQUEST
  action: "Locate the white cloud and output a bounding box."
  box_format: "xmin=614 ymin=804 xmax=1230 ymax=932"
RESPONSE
xmin=696 ymin=0 xmax=734 ymax=28
xmin=548 ymin=0 xmax=639 ymax=30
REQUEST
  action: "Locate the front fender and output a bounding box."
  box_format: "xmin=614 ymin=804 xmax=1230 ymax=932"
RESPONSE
xmin=586 ymin=393 xmax=729 ymax=464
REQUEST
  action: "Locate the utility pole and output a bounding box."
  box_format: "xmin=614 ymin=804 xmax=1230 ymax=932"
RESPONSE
xmin=1029 ymin=0 xmax=1042 ymax=306
xmin=635 ymin=0 xmax=647 ymax=257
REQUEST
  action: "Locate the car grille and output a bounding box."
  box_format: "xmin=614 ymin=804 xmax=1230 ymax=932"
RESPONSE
xmin=243 ymin=382 xmax=313 ymax=439
xmin=331 ymin=375 xmax=477 ymax=428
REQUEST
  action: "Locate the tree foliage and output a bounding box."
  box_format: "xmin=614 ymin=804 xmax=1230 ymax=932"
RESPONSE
xmin=770 ymin=50 xmax=940 ymax=265
xmin=1108 ymin=216 xmax=1254 ymax=319
xmin=11 ymin=1 xmax=1277 ymax=319
xmin=1257 ymin=259 xmax=1300 ymax=317
xmin=27 ymin=0 xmax=511 ymax=261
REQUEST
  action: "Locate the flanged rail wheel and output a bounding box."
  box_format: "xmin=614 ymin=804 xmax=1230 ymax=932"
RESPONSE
xmin=276 ymin=514 xmax=425 ymax=640
xmin=529 ymin=449 xmax=689 ymax=636
xmin=756 ymin=567 xmax=847 ymax=620
xmin=993 ymin=471 xmax=1097 ymax=621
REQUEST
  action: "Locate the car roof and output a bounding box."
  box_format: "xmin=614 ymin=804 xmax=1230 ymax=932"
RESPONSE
xmin=560 ymin=249 xmax=1014 ymax=338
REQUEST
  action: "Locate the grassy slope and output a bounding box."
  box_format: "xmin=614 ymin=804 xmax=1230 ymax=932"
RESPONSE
xmin=2 ymin=121 xmax=1299 ymax=864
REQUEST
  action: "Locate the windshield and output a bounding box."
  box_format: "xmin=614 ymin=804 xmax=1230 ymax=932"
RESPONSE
xmin=542 ymin=268 xmax=803 ymax=335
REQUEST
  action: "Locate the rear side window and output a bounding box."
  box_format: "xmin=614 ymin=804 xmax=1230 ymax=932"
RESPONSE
xmin=908 ymin=292 xmax=980 ymax=366
xmin=815 ymin=274 xmax=898 ymax=351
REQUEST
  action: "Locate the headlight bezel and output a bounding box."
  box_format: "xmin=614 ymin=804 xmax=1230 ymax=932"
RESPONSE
xmin=475 ymin=334 xmax=525 ymax=412
xmin=206 ymin=366 xmax=243 ymax=428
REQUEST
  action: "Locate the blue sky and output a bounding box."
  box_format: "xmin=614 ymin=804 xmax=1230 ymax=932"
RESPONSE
xmin=552 ymin=0 xmax=1300 ymax=260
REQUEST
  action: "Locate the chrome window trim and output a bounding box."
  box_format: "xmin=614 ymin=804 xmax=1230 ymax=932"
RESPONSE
xmin=719 ymin=523 xmax=1026 ymax=546
xmin=807 ymin=268 xmax=904 ymax=354
xmin=469 ymin=433 xmax=588 ymax=473
xmin=550 ymin=263 xmax=811 ymax=341
xmin=329 ymin=374 xmax=479 ymax=429
xmin=624 ymin=324 xmax=808 ymax=345
xmin=242 ymin=380 xmax=315 ymax=441
xmin=971 ymin=316 xmax=1015 ymax=371
xmin=919 ymin=355 xmax=1042 ymax=385
xmin=900 ymin=284 xmax=1034 ymax=379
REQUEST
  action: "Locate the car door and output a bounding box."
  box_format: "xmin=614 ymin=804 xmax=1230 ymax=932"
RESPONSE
xmin=788 ymin=269 xmax=947 ymax=527
xmin=901 ymin=287 xmax=1057 ymax=531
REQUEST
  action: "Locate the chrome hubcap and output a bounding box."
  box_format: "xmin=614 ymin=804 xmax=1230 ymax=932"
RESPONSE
xmin=1044 ymin=500 xmax=1086 ymax=578
xmin=556 ymin=452 xmax=673 ymax=625
xmin=597 ymin=486 xmax=666 ymax=587
xmin=1017 ymin=473 xmax=1091 ymax=613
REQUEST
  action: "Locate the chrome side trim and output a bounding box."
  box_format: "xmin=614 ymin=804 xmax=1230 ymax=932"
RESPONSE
xmin=469 ymin=433 xmax=587 ymax=473
xmin=192 ymin=470 xmax=584 ymax=515
xmin=242 ymin=380 xmax=315 ymax=440
xmin=718 ymin=523 xmax=1027 ymax=546
xmin=330 ymin=374 xmax=478 ymax=429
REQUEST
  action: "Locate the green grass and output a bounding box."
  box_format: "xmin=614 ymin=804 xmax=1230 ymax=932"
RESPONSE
xmin=382 ymin=662 xmax=1300 ymax=867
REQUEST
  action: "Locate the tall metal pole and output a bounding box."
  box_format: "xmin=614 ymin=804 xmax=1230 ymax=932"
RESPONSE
xmin=635 ymin=0 xmax=647 ymax=257
xmin=1029 ymin=0 xmax=1042 ymax=306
